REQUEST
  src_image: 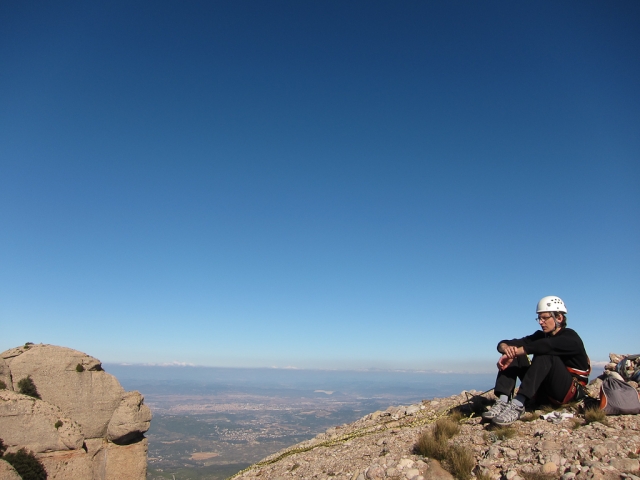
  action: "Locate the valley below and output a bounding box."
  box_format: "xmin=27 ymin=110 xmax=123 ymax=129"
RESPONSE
xmin=104 ymin=364 xmax=494 ymax=480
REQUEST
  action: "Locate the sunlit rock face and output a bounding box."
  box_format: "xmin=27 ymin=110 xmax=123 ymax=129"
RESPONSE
xmin=0 ymin=344 xmax=152 ymax=480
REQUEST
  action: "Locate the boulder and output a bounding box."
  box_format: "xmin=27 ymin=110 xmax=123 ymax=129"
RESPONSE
xmin=37 ymin=449 xmax=93 ymax=480
xmin=1 ymin=345 xmax=32 ymax=361
xmin=0 ymin=357 xmax=11 ymax=391
xmin=424 ymin=460 xmax=455 ymax=480
xmin=4 ymin=344 xmax=125 ymax=438
xmin=0 ymin=344 xmax=150 ymax=479
xmin=91 ymin=438 xmax=149 ymax=480
xmin=0 ymin=390 xmax=84 ymax=453
xmin=107 ymin=391 xmax=152 ymax=444
xmin=0 ymin=459 xmax=22 ymax=480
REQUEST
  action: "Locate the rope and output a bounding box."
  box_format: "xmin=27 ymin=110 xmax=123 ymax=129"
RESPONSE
xmin=227 ymin=389 xmax=493 ymax=479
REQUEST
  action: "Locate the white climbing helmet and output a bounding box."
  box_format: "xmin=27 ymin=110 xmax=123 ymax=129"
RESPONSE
xmin=536 ymin=296 xmax=567 ymax=314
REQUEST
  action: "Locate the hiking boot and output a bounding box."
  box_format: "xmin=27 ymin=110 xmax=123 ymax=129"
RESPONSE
xmin=481 ymin=400 xmax=508 ymax=420
xmin=492 ymin=401 xmax=525 ymax=426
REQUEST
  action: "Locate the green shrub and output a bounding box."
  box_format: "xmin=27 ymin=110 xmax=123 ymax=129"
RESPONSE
xmin=2 ymin=448 xmax=47 ymax=480
xmin=0 ymin=438 xmax=6 ymax=456
xmin=17 ymin=376 xmax=41 ymax=399
xmin=0 ymin=380 xmax=6 ymax=390
xmin=54 ymin=420 xmax=63 ymax=429
xmin=75 ymin=363 xmax=85 ymax=372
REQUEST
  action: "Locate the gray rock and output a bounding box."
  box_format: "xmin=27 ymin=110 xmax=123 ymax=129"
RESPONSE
xmin=38 ymin=449 xmax=93 ymax=479
xmin=0 ymin=357 xmax=11 ymax=391
xmin=366 ymin=465 xmax=385 ymax=479
xmin=609 ymin=458 xmax=640 ymax=472
xmin=1 ymin=343 xmax=150 ymax=480
xmin=406 ymin=405 xmax=420 ymax=415
xmin=1 ymin=345 xmax=31 ymax=361
xmin=592 ymin=445 xmax=608 ymax=458
xmin=0 ymin=460 xmax=21 ymax=480
xmin=107 ymin=391 xmax=152 ymax=444
xmin=397 ymin=458 xmax=415 ymax=470
xmin=423 ymin=460 xmax=454 ymax=480
xmin=4 ymin=344 xmax=125 ymax=438
xmin=406 ymin=468 xmax=421 ymax=479
xmin=91 ymin=437 xmax=149 ymax=480
xmin=0 ymin=390 xmax=84 ymax=453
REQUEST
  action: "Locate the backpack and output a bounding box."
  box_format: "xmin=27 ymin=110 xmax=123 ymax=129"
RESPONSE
xmin=599 ymin=376 xmax=640 ymax=415
xmin=615 ymin=354 xmax=640 ymax=382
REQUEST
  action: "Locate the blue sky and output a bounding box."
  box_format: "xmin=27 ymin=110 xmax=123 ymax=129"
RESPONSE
xmin=1 ymin=1 xmax=638 ymax=372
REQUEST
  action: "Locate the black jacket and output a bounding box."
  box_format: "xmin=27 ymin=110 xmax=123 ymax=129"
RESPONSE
xmin=497 ymin=327 xmax=590 ymax=382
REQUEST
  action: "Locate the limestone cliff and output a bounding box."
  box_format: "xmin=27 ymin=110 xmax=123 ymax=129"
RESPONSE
xmin=0 ymin=344 xmax=151 ymax=480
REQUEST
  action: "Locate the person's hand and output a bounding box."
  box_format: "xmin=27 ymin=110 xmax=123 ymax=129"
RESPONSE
xmin=503 ymin=345 xmax=519 ymax=359
xmin=497 ymin=354 xmax=513 ymax=371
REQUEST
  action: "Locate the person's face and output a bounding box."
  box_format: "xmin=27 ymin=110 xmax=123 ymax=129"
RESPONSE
xmin=537 ymin=312 xmax=557 ymax=333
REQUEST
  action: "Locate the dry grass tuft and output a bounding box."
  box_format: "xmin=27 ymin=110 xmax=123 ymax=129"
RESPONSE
xmin=539 ymin=404 xmax=557 ymax=414
xmin=520 ymin=412 xmax=538 ymax=422
xmin=584 ymin=407 xmax=608 ymax=425
xmin=475 ymin=471 xmax=494 ymax=480
xmin=415 ymin=430 xmax=448 ymax=461
xmin=414 ymin=412 xmax=476 ymax=480
xmin=570 ymin=417 xmax=584 ymax=430
xmin=433 ymin=415 xmax=461 ymax=440
xmin=446 ymin=445 xmax=475 ymax=480
xmin=488 ymin=425 xmax=517 ymax=440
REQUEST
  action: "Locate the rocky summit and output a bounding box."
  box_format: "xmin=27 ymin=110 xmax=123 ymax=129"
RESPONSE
xmin=232 ymin=357 xmax=640 ymax=480
xmin=0 ymin=343 xmax=152 ymax=479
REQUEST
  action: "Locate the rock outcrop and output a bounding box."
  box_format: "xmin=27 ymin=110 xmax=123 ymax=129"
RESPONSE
xmin=232 ymin=356 xmax=640 ymax=480
xmin=0 ymin=343 xmax=152 ymax=480
xmin=0 ymin=459 xmax=22 ymax=480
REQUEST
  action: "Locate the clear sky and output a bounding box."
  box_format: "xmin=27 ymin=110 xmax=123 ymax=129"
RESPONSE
xmin=1 ymin=1 xmax=638 ymax=373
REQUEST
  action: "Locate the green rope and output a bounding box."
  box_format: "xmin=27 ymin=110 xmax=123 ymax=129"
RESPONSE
xmin=227 ymin=389 xmax=492 ymax=479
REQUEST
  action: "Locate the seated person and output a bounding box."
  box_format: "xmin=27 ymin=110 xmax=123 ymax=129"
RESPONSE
xmin=483 ymin=296 xmax=590 ymax=426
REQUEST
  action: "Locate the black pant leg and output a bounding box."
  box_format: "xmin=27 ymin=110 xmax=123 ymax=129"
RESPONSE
xmin=517 ymin=355 xmax=574 ymax=402
xmin=494 ymin=355 xmax=531 ymax=398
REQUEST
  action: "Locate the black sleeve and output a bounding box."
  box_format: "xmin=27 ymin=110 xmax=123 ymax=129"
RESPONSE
xmin=496 ymin=331 xmax=545 ymax=352
xmin=522 ymin=329 xmax=585 ymax=356
xmin=497 ymin=329 xmax=584 ymax=356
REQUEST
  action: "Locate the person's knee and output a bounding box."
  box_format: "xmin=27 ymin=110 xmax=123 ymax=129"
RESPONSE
xmin=531 ymin=354 xmax=555 ymax=365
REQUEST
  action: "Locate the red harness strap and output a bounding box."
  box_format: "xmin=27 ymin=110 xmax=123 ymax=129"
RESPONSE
xmin=566 ymin=359 xmax=591 ymax=386
xmin=549 ymin=362 xmax=591 ymax=406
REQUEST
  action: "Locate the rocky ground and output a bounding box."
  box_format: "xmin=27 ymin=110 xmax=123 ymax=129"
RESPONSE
xmin=230 ymin=373 xmax=640 ymax=480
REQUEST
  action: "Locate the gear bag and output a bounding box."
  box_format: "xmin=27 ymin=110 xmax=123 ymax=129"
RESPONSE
xmin=615 ymin=354 xmax=640 ymax=382
xmin=599 ymin=376 xmax=640 ymax=415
